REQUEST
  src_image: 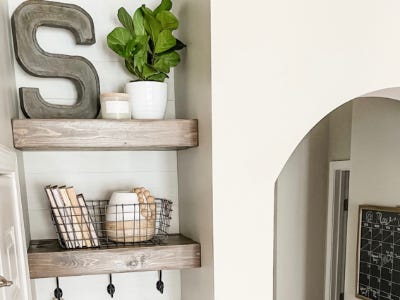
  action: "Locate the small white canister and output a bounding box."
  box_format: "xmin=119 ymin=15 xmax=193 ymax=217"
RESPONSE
xmin=100 ymin=93 xmax=130 ymax=119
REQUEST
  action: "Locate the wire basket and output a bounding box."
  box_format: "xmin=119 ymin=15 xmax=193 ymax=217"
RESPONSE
xmin=50 ymin=198 xmax=173 ymax=249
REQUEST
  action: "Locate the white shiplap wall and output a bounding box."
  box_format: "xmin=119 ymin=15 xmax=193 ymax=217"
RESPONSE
xmin=8 ymin=0 xmax=181 ymax=299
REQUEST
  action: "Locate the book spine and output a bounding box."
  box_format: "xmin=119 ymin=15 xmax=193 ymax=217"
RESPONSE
xmin=66 ymin=187 xmax=93 ymax=248
xmin=59 ymin=187 xmax=83 ymax=248
xmin=77 ymin=194 xmax=99 ymax=247
xmin=51 ymin=187 xmax=78 ymax=248
xmin=44 ymin=187 xmax=72 ymax=249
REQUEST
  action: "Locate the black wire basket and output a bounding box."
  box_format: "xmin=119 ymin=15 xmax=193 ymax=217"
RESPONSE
xmin=50 ymin=198 xmax=173 ymax=249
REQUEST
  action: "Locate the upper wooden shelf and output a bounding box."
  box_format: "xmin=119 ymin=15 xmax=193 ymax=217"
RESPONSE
xmin=12 ymin=119 xmax=198 ymax=151
xmin=28 ymin=234 xmax=201 ymax=279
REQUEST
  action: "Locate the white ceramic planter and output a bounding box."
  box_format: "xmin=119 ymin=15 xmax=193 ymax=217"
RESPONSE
xmin=125 ymin=81 xmax=168 ymax=119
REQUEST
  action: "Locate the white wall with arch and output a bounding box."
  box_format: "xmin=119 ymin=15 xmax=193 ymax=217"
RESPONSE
xmin=211 ymin=0 xmax=400 ymax=298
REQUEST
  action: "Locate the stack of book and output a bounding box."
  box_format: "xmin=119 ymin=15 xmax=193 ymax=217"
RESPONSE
xmin=44 ymin=185 xmax=99 ymax=249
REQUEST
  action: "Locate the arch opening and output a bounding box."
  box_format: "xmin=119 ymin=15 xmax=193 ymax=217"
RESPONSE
xmin=274 ymin=95 xmax=400 ymax=300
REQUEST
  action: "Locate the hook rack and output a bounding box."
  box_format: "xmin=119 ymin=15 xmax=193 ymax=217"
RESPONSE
xmin=156 ymin=270 xmax=164 ymax=294
xmin=107 ymin=274 xmax=116 ymax=298
xmin=54 ymin=277 xmax=63 ymax=300
xmin=51 ymin=271 xmax=166 ymax=297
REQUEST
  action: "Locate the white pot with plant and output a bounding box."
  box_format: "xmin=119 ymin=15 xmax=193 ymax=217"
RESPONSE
xmin=107 ymin=0 xmax=185 ymax=119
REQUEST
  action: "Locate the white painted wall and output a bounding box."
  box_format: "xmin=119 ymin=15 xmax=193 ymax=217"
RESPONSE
xmin=275 ymin=118 xmax=329 ymax=300
xmin=174 ymin=0 xmax=214 ymax=298
xmin=345 ymin=97 xmax=400 ymax=299
xmin=8 ymin=0 xmax=182 ymax=299
xmin=210 ymin=0 xmax=400 ymax=298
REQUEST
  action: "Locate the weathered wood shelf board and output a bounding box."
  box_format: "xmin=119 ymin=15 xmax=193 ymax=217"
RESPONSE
xmin=12 ymin=119 xmax=198 ymax=150
xmin=28 ymin=234 xmax=201 ymax=279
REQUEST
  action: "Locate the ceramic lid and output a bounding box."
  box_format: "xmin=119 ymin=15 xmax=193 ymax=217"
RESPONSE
xmin=101 ymin=93 xmax=129 ymax=99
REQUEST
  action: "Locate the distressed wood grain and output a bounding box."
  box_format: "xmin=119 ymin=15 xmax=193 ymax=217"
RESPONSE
xmin=28 ymin=234 xmax=201 ymax=279
xmin=12 ymin=119 xmax=199 ymax=150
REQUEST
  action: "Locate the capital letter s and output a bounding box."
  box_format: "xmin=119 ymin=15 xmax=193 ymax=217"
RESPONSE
xmin=11 ymin=1 xmax=100 ymax=119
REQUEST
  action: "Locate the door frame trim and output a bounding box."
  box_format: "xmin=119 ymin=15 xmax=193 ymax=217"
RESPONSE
xmin=324 ymin=160 xmax=351 ymax=300
xmin=0 ymin=145 xmax=31 ymax=300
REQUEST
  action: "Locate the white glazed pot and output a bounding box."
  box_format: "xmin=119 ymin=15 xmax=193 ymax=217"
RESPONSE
xmin=125 ymin=81 xmax=168 ymax=119
xmin=105 ymin=191 xmax=155 ymax=243
xmin=106 ymin=191 xmax=140 ymax=222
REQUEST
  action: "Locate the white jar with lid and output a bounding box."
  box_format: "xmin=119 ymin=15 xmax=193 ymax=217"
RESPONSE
xmin=100 ymin=93 xmax=131 ymax=119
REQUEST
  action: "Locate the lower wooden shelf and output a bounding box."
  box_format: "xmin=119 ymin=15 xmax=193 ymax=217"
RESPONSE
xmin=28 ymin=234 xmax=201 ymax=279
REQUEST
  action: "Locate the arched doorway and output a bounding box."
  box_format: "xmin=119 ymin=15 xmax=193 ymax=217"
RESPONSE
xmin=275 ymin=95 xmax=400 ymax=300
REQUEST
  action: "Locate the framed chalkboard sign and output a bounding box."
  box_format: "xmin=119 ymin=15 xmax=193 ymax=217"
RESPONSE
xmin=357 ymin=205 xmax=400 ymax=300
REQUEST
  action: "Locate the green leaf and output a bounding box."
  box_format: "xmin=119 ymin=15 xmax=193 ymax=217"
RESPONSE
xmin=124 ymin=39 xmax=141 ymax=58
xmin=147 ymin=72 xmax=168 ymax=82
xmin=155 ymin=30 xmax=176 ymax=53
xmin=118 ymin=7 xmax=135 ymax=35
xmin=158 ymin=39 xmax=186 ymax=55
xmin=154 ymin=51 xmax=180 ymax=73
xmin=133 ymin=8 xmax=145 ymax=36
xmin=141 ymin=5 xmax=155 ymax=16
xmin=156 ymin=11 xmax=178 ymax=30
xmin=142 ymin=64 xmax=159 ymax=79
xmin=141 ymin=5 xmax=162 ymax=43
xmin=107 ymin=27 xmax=133 ymax=56
xmin=133 ymin=35 xmax=149 ymax=72
xmin=125 ymin=60 xmax=141 ymax=78
xmin=154 ymin=0 xmax=172 ymax=16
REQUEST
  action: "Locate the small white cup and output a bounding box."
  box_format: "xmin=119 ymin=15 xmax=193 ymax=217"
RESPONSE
xmin=100 ymin=93 xmax=131 ymax=119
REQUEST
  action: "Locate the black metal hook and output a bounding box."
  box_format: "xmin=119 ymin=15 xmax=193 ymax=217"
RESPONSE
xmin=107 ymin=274 xmax=116 ymax=298
xmin=156 ymin=270 xmax=164 ymax=294
xmin=54 ymin=277 xmax=63 ymax=300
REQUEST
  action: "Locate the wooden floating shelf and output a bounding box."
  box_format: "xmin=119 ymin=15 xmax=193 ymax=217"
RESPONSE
xmin=28 ymin=234 xmax=201 ymax=279
xmin=12 ymin=119 xmax=198 ymax=150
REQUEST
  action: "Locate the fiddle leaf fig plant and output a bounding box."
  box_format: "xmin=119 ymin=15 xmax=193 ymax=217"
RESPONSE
xmin=107 ymin=0 xmax=185 ymax=82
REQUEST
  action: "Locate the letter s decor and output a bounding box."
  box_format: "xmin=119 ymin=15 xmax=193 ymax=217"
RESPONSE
xmin=11 ymin=1 xmax=100 ymax=119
